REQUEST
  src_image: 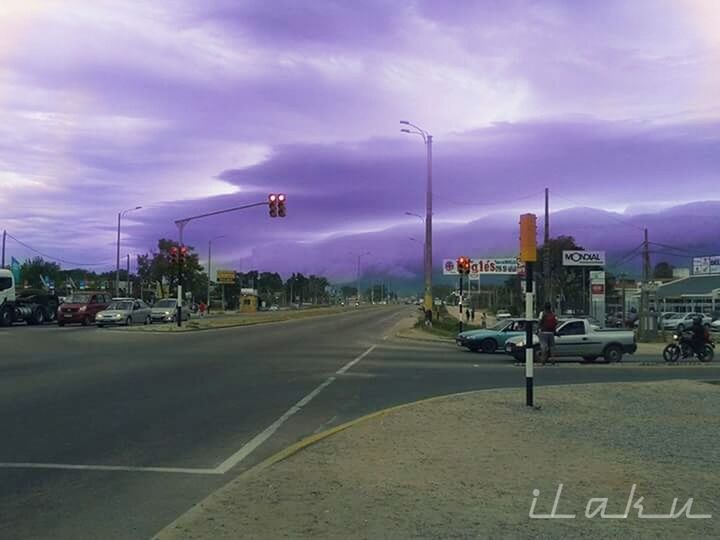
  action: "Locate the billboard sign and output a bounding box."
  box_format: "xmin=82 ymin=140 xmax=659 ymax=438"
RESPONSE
xmin=443 ymin=258 xmax=520 ymax=276
xmin=216 ymin=270 xmax=236 ymax=284
xmin=692 ymin=256 xmax=720 ymax=275
xmin=562 ymin=250 xmax=606 ymax=266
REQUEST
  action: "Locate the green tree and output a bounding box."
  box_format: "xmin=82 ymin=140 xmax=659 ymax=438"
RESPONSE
xmin=135 ymin=239 xmax=205 ymax=300
xmin=19 ymin=257 xmax=62 ymax=289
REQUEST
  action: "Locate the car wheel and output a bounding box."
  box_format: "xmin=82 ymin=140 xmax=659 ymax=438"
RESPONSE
xmin=676 ymin=324 xmax=685 ymax=332
xmin=0 ymin=307 xmax=12 ymax=327
xmin=97 ymin=324 xmax=104 ymax=328
xmin=58 ymin=321 xmax=65 ymax=327
xmin=603 ymin=345 xmax=623 ymax=363
xmin=32 ymin=307 xmax=45 ymax=325
xmin=144 ymin=315 xmax=151 ymax=325
xmin=582 ymin=356 xmax=597 ymax=363
xmin=126 ymin=317 xmax=133 ymax=326
xmin=480 ymin=339 xmax=497 ymax=354
xmin=82 ymin=316 xmax=90 ymax=326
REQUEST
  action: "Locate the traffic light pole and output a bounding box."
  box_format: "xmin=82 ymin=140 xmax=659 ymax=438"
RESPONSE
xmin=173 ymin=200 xmax=271 ymax=327
xmin=458 ymin=273 xmax=464 ymax=333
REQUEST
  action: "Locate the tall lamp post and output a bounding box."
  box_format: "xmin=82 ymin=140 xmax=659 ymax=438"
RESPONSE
xmin=400 ymin=121 xmax=433 ymax=320
xmin=116 ymin=206 xmax=142 ymax=297
xmin=353 ymin=251 xmax=371 ymax=303
xmin=207 ymin=235 xmax=226 ymax=312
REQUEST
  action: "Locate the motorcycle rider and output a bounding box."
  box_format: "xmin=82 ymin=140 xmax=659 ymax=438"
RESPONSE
xmin=690 ymin=316 xmax=709 ymax=359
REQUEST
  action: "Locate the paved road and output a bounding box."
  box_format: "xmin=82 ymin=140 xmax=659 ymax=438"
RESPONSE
xmin=1 ymin=306 xmax=718 ymax=539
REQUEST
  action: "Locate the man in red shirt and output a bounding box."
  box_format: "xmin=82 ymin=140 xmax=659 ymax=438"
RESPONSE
xmin=539 ymin=302 xmax=558 ymax=365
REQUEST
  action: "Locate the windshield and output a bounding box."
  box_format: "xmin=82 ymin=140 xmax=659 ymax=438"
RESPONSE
xmin=154 ymin=300 xmax=176 ymax=308
xmin=669 ymin=313 xmax=684 ymax=319
xmin=107 ymin=301 xmax=132 ymax=311
xmin=67 ymin=294 xmax=92 ymax=303
xmin=491 ymin=321 xmax=510 ymax=331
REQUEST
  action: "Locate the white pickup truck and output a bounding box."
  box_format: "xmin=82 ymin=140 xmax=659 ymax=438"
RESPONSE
xmin=504 ymin=318 xmax=637 ymax=363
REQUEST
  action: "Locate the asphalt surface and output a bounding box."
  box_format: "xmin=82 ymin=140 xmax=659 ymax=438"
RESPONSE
xmin=1 ymin=306 xmax=718 ymax=539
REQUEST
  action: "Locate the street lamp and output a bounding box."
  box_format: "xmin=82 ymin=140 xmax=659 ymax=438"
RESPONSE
xmin=116 ymin=206 xmax=142 ymax=297
xmin=400 ymin=120 xmax=433 ymax=319
xmin=207 ymin=235 xmax=226 ymax=310
xmin=350 ymin=251 xmax=371 ymax=303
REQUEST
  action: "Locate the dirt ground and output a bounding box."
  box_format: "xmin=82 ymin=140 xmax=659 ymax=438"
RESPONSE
xmin=156 ymin=380 xmax=719 ymax=539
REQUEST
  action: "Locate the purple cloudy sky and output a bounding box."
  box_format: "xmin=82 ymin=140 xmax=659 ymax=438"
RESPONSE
xmin=1 ymin=0 xmax=719 ymax=282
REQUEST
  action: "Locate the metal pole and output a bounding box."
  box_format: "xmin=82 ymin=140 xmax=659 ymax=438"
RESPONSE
xmin=544 ymin=188 xmax=551 ymax=307
xmin=1 ymin=230 xmax=5 ymax=268
xmin=126 ymin=253 xmax=130 ymax=296
xmin=424 ymin=135 xmax=433 ymax=317
xmin=115 ymin=212 xmax=121 ymax=297
xmin=525 ymin=262 xmax=535 ymax=407
xmin=207 ymin=240 xmax=212 ymax=308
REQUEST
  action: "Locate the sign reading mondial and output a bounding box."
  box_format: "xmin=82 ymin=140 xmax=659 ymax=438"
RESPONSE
xmin=562 ymin=250 xmax=606 ymax=266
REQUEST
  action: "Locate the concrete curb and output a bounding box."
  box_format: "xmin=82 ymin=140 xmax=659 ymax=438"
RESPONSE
xmin=111 ymin=307 xmax=382 ymax=334
xmin=153 ymin=389 xmax=480 ymax=539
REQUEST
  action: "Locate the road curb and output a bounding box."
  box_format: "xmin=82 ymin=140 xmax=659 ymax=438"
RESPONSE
xmin=112 ymin=306 xmax=385 ymax=335
xmin=153 ymin=388 xmax=479 ymax=539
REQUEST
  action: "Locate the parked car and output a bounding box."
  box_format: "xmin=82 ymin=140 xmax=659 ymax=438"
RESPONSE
xmin=456 ymin=319 xmax=538 ymax=353
xmin=268 ymin=305 xmax=279 ymax=311
xmin=96 ymin=299 xmax=152 ymax=327
xmin=505 ymin=318 xmax=637 ymax=363
xmin=711 ymin=319 xmax=720 ymax=332
xmin=495 ymin=310 xmax=512 ymax=320
xmin=150 ymin=298 xmax=188 ymax=323
xmin=57 ymin=291 xmax=111 ymax=326
xmin=661 ymin=312 xmax=711 ymax=332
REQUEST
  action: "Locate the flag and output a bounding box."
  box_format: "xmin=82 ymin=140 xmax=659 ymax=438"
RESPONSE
xmin=10 ymin=257 xmax=21 ymax=284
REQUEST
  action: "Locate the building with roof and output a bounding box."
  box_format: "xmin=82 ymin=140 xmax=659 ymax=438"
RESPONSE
xmin=654 ymin=274 xmax=720 ymax=316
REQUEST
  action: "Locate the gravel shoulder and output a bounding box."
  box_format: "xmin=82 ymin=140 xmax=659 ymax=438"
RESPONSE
xmin=155 ymin=380 xmax=719 ymax=539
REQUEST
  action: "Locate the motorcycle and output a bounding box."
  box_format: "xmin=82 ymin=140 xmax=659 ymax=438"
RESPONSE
xmin=663 ymin=331 xmax=714 ymax=362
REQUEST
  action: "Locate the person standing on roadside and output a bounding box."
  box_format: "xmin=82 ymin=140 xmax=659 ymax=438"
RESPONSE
xmin=538 ymin=302 xmax=558 ymax=365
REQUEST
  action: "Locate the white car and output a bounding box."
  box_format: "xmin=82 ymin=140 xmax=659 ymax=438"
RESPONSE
xmin=661 ymin=312 xmax=711 ymax=331
xmin=495 ymin=310 xmax=512 ymax=320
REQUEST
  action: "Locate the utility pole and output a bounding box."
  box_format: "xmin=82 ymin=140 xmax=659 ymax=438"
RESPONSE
xmin=207 ymin=240 xmax=212 ymax=309
xmin=126 ymin=253 xmax=130 ymax=296
xmin=1 ymin=230 xmax=5 ymax=267
xmin=543 ymin=188 xmax=551 ymax=308
xmin=640 ymin=228 xmax=651 ymax=339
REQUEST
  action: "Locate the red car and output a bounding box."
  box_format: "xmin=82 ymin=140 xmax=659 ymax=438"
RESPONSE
xmin=57 ymin=292 xmax=111 ymax=326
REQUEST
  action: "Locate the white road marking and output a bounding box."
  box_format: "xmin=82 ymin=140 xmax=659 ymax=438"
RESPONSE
xmin=0 ymin=462 xmax=219 ymax=475
xmin=336 ymin=344 xmax=376 ymax=374
xmin=215 ymin=344 xmax=376 ymax=473
xmin=0 ymin=344 xmax=378 ymax=475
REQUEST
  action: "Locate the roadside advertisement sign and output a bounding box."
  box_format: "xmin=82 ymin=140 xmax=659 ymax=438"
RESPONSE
xmin=562 ymin=250 xmax=606 ymax=266
xmin=443 ymin=259 xmax=458 ymax=275
xmin=443 ymin=258 xmax=519 ymax=276
xmin=216 ymin=270 xmax=236 ymax=284
xmin=589 ymin=270 xmax=606 ymax=326
xmin=692 ymin=256 xmax=720 ymax=275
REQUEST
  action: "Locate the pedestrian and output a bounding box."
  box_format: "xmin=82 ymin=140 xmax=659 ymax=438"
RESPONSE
xmin=538 ymin=302 xmax=558 ymax=365
xmin=481 ymin=313 xmax=486 ymax=328
xmin=199 ymin=301 xmax=206 ymax=317
xmin=471 ymin=308 xmax=475 ymax=322
xmin=465 ymin=308 xmax=470 ymax=322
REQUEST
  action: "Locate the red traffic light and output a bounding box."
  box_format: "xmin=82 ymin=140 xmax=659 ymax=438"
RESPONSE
xmin=268 ymin=193 xmax=278 ymax=217
xmin=456 ymin=256 xmax=471 ymax=274
xmin=169 ymin=246 xmax=179 ymax=263
xmin=277 ymin=193 xmax=286 ymax=217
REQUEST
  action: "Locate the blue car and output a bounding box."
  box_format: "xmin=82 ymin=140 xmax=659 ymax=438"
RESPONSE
xmin=456 ymin=318 xmax=539 ymax=353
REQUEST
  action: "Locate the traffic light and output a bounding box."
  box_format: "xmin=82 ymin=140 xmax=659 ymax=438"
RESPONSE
xmin=519 ymin=213 xmax=537 ymax=262
xmin=268 ymin=194 xmax=278 ymax=217
xmin=457 ymin=256 xmax=471 ymax=274
xmin=168 ymin=246 xmax=179 ymax=264
xmin=178 ymin=245 xmax=188 ymax=265
xmin=277 ymin=193 xmax=286 ymax=217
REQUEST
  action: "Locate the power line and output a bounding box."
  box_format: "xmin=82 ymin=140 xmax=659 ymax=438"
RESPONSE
xmin=5 ymin=233 xmax=113 ymax=266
